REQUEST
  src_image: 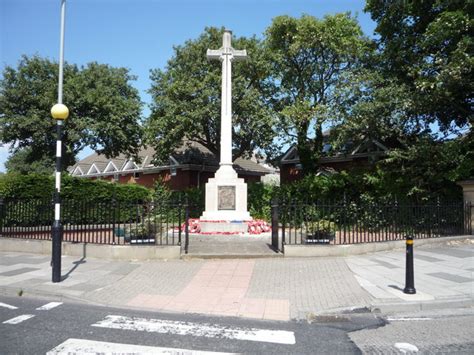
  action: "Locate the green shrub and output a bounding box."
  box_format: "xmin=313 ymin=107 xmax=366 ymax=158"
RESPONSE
xmin=0 ymin=173 xmax=152 ymax=226
xmin=0 ymin=173 xmax=151 ymax=203
xmin=248 ymin=182 xmax=275 ymax=221
xmin=306 ymin=219 xmax=336 ymax=235
xmin=0 ymin=173 xmax=54 ymax=200
xmin=153 ymin=178 xmax=173 ymax=203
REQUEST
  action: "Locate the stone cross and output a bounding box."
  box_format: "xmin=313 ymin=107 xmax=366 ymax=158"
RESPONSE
xmin=200 ymin=29 xmax=251 ymax=224
xmin=207 ymin=30 xmax=247 ymax=169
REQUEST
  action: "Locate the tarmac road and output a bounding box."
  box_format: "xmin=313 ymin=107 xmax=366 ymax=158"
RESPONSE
xmin=2 ymin=295 xmax=473 ymax=354
xmin=1 ymin=295 xmax=382 ymax=354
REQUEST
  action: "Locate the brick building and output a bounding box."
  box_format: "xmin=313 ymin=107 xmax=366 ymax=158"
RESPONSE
xmin=280 ymin=138 xmax=390 ymax=184
xmin=68 ymin=141 xmax=269 ymax=190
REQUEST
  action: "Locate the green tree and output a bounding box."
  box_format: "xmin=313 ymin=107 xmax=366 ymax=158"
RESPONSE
xmin=327 ymin=67 xmax=471 ymax=200
xmin=265 ymin=13 xmax=371 ymax=173
xmin=330 ymin=69 xmax=418 ymax=148
xmin=365 ymin=0 xmax=473 ymax=133
xmin=0 ymin=55 xmax=143 ymax=171
xmin=145 ymin=27 xmax=276 ymax=164
xmin=332 ymin=0 xmax=474 ymax=198
xmin=369 ymin=137 xmax=469 ymax=199
xmin=5 ymin=147 xmax=54 ymax=174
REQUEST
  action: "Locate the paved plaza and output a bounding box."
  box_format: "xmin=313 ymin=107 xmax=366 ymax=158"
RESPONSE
xmin=0 ymin=239 xmax=472 ymax=321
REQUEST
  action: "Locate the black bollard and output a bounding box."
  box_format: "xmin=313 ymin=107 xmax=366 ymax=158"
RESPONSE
xmin=403 ymin=235 xmax=416 ymax=294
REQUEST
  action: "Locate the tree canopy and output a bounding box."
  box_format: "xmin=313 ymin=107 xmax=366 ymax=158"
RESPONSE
xmin=145 ymin=27 xmax=276 ymax=164
xmin=2 ymin=4 xmax=470 ymax=199
xmin=4 ymin=147 xmax=54 ymax=175
xmin=265 ymin=13 xmax=371 ymax=173
xmin=0 ymin=55 xmax=143 ymax=172
xmin=365 ymin=0 xmax=473 ymax=133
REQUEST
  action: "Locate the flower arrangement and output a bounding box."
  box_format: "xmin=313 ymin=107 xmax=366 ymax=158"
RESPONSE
xmin=180 ymin=219 xmax=271 ymax=235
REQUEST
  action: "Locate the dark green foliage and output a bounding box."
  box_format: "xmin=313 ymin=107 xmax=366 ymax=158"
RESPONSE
xmin=146 ymin=27 xmax=276 ymax=164
xmin=151 ymin=179 xmax=205 ymax=219
xmin=0 ymin=173 xmax=54 ymax=200
xmin=0 ymin=55 xmax=143 ymax=172
xmin=278 ymin=173 xmax=351 ymax=203
xmin=152 ymin=178 xmax=173 ymax=203
xmin=178 ymin=187 xmax=205 ymax=218
xmin=5 ymin=148 xmax=55 ymax=175
xmin=371 ymin=139 xmax=469 ymax=201
xmin=0 ymin=173 xmax=151 ymax=202
xmin=0 ymin=174 xmax=152 ymax=227
xmin=265 ymin=14 xmax=371 ymax=174
xmin=247 ymin=183 xmax=274 ymax=220
xmin=365 ymin=0 xmax=472 ymax=133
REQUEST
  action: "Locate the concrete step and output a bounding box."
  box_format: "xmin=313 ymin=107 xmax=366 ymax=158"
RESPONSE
xmin=181 ymin=252 xmax=283 ymax=260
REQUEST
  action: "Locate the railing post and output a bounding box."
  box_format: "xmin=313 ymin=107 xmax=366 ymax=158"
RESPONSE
xmin=342 ymin=194 xmax=347 ymax=244
xmin=184 ymin=196 xmax=189 ymax=254
xmin=271 ymin=196 xmax=279 ymax=251
xmin=0 ymin=198 xmax=4 ymax=237
xmin=468 ymin=202 xmax=473 ymax=235
xmin=436 ymin=197 xmax=441 ymax=236
xmin=111 ymin=197 xmax=116 ymax=245
xmin=404 ymin=235 xmax=416 ymax=294
xmin=178 ymin=194 xmax=182 ymax=246
xmin=281 ymin=197 xmax=286 ymax=254
xmin=468 ymin=202 xmax=474 ymax=234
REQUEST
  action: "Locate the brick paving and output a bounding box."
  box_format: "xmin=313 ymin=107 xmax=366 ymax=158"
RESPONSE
xmin=246 ymin=258 xmax=372 ymax=319
xmin=125 ymin=260 xmax=290 ymax=320
xmin=0 ymin=240 xmax=472 ymax=322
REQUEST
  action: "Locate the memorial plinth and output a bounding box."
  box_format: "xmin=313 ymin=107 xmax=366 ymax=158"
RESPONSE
xmin=200 ymin=166 xmax=251 ymax=233
xmin=199 ymin=30 xmax=253 ymax=233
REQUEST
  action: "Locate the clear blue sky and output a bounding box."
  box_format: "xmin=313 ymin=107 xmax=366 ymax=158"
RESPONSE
xmin=0 ymin=0 xmax=377 ymax=171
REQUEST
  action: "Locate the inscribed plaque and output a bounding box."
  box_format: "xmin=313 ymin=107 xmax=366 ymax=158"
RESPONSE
xmin=218 ymin=186 xmax=236 ymax=210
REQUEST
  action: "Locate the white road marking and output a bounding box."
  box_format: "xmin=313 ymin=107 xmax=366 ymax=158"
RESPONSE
xmin=394 ymin=342 xmax=419 ymax=353
xmin=92 ymin=315 xmax=296 ymax=345
xmin=2 ymin=314 xmax=35 ymax=324
xmin=47 ymin=338 xmax=236 ymax=355
xmin=36 ymin=302 xmax=63 ymax=310
xmin=387 ymin=317 xmax=432 ymax=321
xmin=0 ymin=302 xmax=18 ymax=310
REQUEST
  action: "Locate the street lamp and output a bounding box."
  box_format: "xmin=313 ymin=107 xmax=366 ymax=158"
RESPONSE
xmin=51 ymin=0 xmax=68 ymax=283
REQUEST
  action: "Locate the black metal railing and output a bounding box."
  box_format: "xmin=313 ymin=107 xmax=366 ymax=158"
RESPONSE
xmin=272 ymin=199 xmax=472 ymax=250
xmin=0 ymin=198 xmax=203 ymax=246
xmin=0 ymin=197 xmax=471 ymax=251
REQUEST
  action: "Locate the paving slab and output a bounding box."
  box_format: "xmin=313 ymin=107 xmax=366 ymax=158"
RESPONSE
xmin=0 ymin=240 xmax=472 ymax=321
xmin=346 ymin=242 xmax=474 ymax=313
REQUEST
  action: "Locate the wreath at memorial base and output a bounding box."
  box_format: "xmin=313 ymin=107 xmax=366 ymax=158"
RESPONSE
xmin=179 ymin=219 xmax=271 ymax=235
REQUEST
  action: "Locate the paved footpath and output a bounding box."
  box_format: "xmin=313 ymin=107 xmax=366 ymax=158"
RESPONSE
xmin=0 ymin=239 xmax=472 ymax=321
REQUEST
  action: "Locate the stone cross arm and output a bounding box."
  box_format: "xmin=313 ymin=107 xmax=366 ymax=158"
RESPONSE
xmin=206 ymin=30 xmax=248 ymax=62
xmin=207 ymin=48 xmax=247 ymax=61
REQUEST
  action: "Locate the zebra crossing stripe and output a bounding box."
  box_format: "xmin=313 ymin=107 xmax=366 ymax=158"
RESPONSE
xmin=47 ymin=338 xmax=236 ymax=355
xmin=3 ymin=314 xmax=35 ymax=324
xmin=0 ymin=302 xmax=18 ymax=310
xmin=387 ymin=317 xmax=432 ymax=321
xmin=92 ymin=315 xmax=296 ymax=345
xmin=36 ymin=302 xmax=63 ymax=311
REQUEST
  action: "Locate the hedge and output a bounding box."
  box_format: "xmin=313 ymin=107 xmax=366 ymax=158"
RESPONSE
xmin=0 ymin=173 xmax=151 ymax=203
